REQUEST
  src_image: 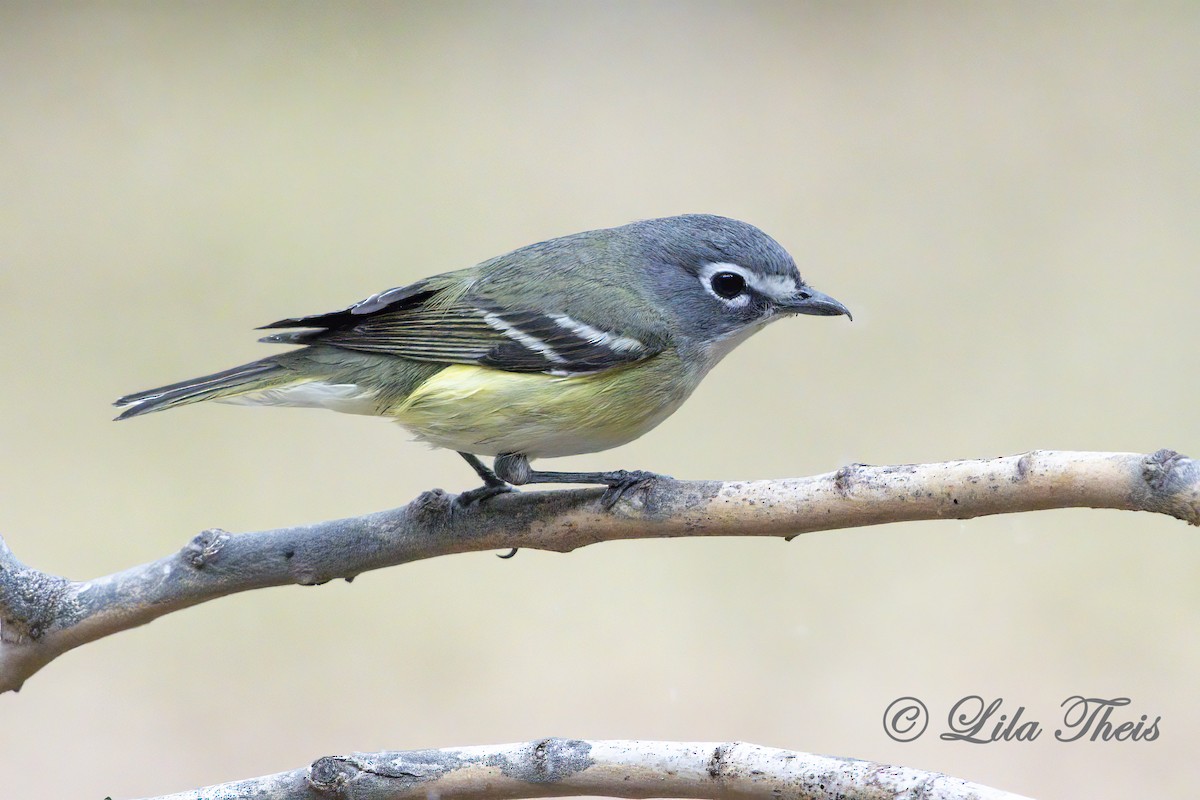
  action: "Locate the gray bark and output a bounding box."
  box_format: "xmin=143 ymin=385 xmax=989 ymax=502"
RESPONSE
xmin=1 ymin=449 xmax=1196 ymax=695
xmin=121 ymin=738 xmax=1035 ymax=800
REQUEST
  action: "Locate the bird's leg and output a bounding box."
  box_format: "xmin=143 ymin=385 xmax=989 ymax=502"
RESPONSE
xmin=455 ymin=452 xmax=516 ymax=507
xmin=493 ymin=453 xmax=668 ymax=510
xmin=460 ymin=452 xmax=504 ymax=485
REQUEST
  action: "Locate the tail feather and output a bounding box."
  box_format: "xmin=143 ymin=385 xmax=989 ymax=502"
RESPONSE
xmin=114 ymin=359 xmax=292 ymax=420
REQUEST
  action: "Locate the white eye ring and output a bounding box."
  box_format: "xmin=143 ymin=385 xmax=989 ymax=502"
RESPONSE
xmin=699 ymin=263 xmax=753 ymax=308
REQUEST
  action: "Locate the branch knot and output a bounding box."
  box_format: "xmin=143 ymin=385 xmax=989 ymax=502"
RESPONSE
xmin=1140 ymin=449 xmax=1200 ymax=526
xmin=0 ymin=567 xmax=73 ymax=643
xmin=181 ymin=529 xmax=230 ymax=569
xmin=308 ymin=755 xmax=358 ymax=795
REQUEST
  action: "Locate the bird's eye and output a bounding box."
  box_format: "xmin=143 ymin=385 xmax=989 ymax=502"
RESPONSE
xmin=709 ymin=271 xmax=746 ymax=299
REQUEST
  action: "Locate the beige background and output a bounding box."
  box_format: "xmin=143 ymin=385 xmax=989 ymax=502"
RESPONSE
xmin=1 ymin=3 xmax=1197 ymax=798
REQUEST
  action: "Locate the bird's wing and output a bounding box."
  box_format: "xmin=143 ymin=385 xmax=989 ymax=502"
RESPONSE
xmin=257 ymin=274 xmax=664 ymax=375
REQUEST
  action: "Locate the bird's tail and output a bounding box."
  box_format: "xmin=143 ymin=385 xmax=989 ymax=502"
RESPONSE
xmin=114 ymin=358 xmax=297 ymax=420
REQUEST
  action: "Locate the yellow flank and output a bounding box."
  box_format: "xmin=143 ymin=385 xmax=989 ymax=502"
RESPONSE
xmin=386 ymin=351 xmax=697 ymax=458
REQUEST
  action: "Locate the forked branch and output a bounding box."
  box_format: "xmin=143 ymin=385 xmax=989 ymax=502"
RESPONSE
xmin=122 ymin=738 xmax=1034 ymax=800
xmin=1 ymin=449 xmax=1196 ymax=694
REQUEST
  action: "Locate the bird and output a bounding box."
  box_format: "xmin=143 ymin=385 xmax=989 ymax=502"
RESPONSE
xmin=115 ymin=214 xmax=850 ymax=506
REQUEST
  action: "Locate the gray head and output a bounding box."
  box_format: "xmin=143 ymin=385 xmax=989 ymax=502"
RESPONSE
xmin=622 ymin=214 xmax=850 ymax=348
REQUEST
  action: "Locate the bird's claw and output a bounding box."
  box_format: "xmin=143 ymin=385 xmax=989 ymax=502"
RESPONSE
xmin=599 ymin=469 xmax=667 ymax=509
xmin=454 ymin=482 xmax=517 ymax=509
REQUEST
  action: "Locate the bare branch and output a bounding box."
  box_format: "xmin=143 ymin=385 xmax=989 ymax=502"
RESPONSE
xmin=1 ymin=449 xmax=1196 ymax=694
xmin=121 ymin=738 xmax=1035 ymax=800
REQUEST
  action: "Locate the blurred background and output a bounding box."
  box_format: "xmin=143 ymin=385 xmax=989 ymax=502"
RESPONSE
xmin=1 ymin=3 xmax=1197 ymax=798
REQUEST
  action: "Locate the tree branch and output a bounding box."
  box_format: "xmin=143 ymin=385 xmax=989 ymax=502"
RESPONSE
xmin=118 ymin=738 xmax=1035 ymax=800
xmin=2 ymin=449 xmax=1196 ymax=694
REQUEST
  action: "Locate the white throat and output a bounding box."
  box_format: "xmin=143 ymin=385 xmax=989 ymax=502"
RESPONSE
xmin=699 ymin=319 xmax=773 ymax=375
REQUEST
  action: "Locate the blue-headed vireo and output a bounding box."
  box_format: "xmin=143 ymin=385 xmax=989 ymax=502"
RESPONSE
xmin=115 ymin=215 xmax=850 ymax=505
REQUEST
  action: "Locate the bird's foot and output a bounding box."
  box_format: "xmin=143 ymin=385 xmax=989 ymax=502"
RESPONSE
xmin=454 ymin=482 xmax=517 ymax=509
xmin=599 ymin=469 xmax=668 ymax=510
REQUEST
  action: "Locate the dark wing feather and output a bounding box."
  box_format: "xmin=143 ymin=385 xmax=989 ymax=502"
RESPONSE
xmin=257 ymin=277 xmax=660 ymax=374
xmin=257 ymin=279 xmax=437 ymax=332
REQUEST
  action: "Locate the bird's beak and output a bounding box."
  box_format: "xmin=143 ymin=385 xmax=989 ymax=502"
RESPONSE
xmin=778 ymin=286 xmax=853 ymax=321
